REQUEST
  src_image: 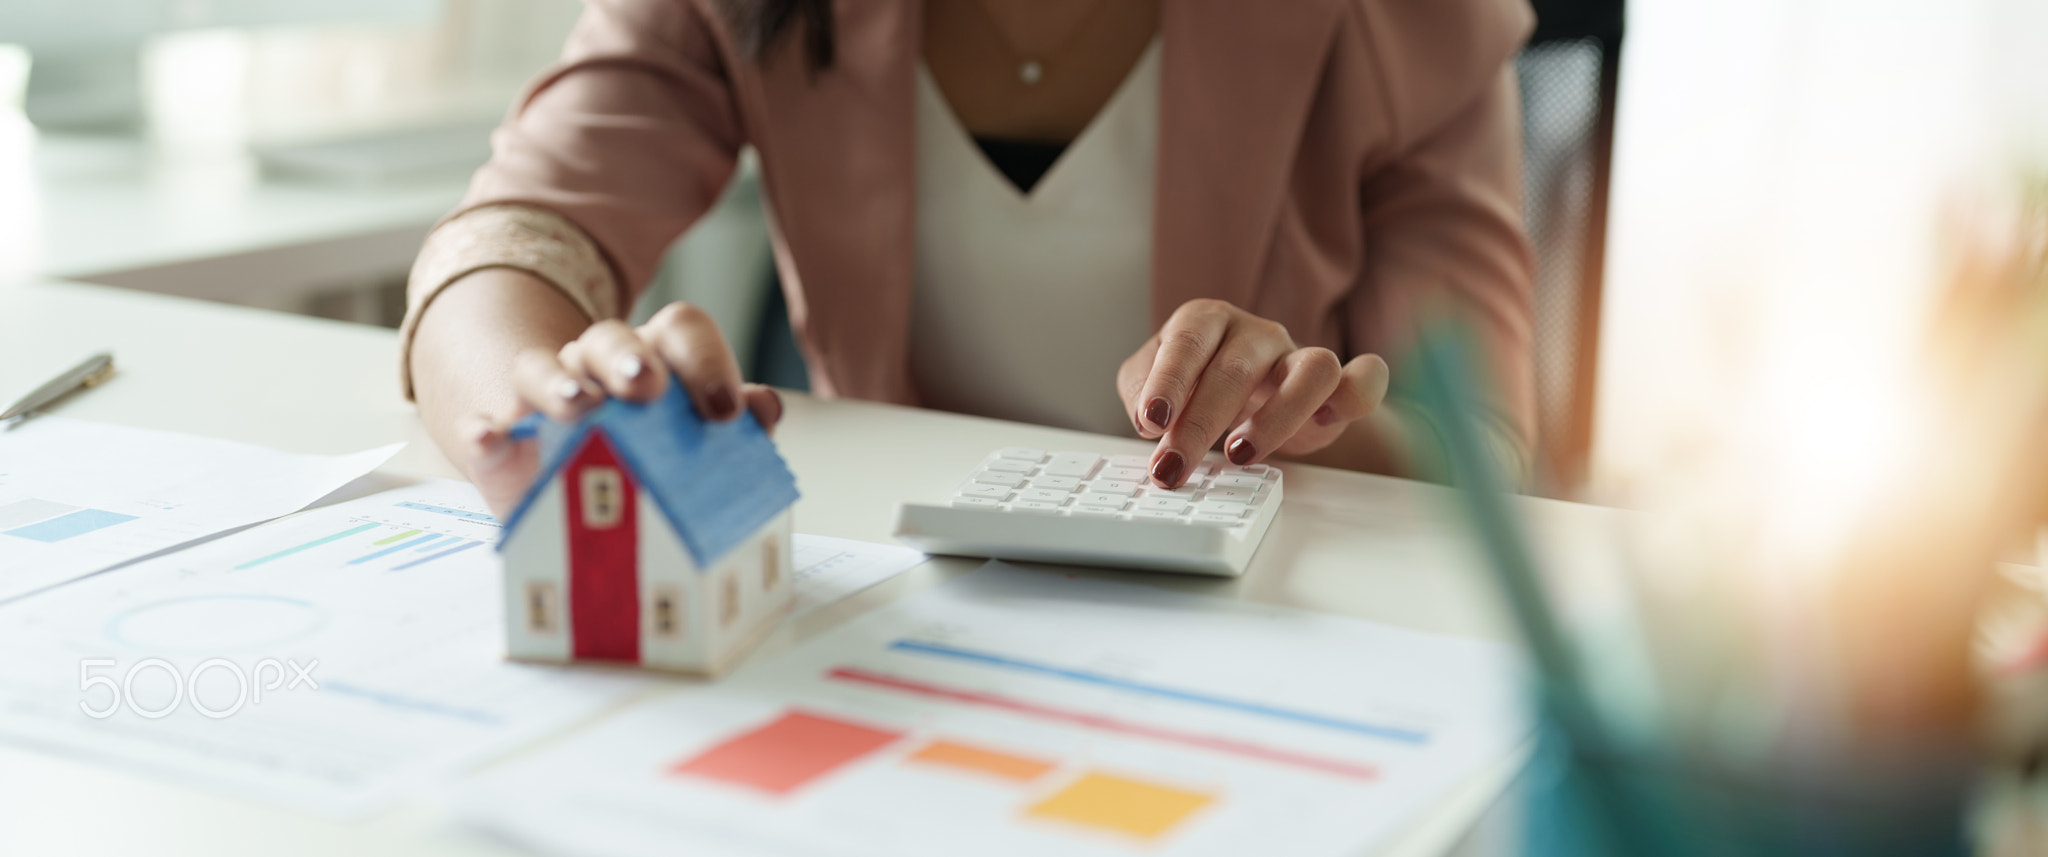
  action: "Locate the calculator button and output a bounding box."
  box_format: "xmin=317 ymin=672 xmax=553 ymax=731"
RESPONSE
xmin=1131 ymin=508 xmax=1187 ymax=522
xmin=1098 ymin=465 xmax=1147 ymax=482
xmin=1148 ymin=487 xmax=1199 ymax=501
xmin=1017 ymin=488 xmax=1074 ymax=504
xmin=985 ymin=459 xmax=1035 ymax=474
xmin=1237 ymin=464 xmax=1271 ymax=474
xmin=997 ymin=447 xmax=1049 ymax=462
xmin=957 ymin=483 xmax=1012 ymax=500
xmin=1106 ymin=454 xmax=1149 ymax=468
xmin=1191 ymin=513 xmax=1247 ymax=527
xmin=1029 ymin=475 xmax=1081 ymax=491
xmin=1203 ymin=488 xmax=1260 ymax=503
xmin=1068 ymin=506 xmax=1119 ymax=519
xmin=971 ymin=471 xmax=1027 ymax=488
xmin=1194 ymin=500 xmax=1248 ymax=518
xmin=1085 ymin=480 xmax=1141 ymax=496
xmin=1137 ymin=497 xmax=1191 ymax=514
xmin=951 ymin=496 xmax=1003 ymax=508
xmin=1010 ymin=500 xmax=1064 ymax=514
xmin=1075 ymin=493 xmax=1129 ymax=510
xmin=1211 ymin=474 xmax=1264 ymax=490
xmin=1043 ymin=455 xmax=1102 ymax=478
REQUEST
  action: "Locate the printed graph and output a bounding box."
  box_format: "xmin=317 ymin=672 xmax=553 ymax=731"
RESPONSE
xmin=105 ymin=594 xmax=328 ymax=652
xmin=667 ymin=707 xmax=1221 ymax=843
xmin=0 ymin=498 xmax=138 ymax=543
xmin=232 ymin=501 xmax=499 ymax=572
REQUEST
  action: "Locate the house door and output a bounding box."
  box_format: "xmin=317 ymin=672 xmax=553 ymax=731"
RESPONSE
xmin=565 ymin=431 xmax=640 ymax=662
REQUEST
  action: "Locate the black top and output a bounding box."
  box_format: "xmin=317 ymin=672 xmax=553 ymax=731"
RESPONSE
xmin=972 ymin=136 xmax=1069 ymax=195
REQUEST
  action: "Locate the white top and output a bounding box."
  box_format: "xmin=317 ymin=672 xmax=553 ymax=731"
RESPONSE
xmin=909 ymin=40 xmax=1161 ymax=437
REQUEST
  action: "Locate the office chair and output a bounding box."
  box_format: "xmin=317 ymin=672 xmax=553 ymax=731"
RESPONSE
xmin=1517 ymin=0 xmax=1623 ymax=498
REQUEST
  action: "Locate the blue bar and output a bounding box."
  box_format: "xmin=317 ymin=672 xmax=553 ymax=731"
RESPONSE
xmin=888 ymin=639 xmax=1430 ymax=745
xmin=390 ymin=539 xmax=482 ymax=571
xmin=3 ymin=508 xmax=139 ymax=543
xmin=235 ymin=523 xmax=380 ymax=570
xmin=321 ymin=682 xmax=500 ymax=725
xmin=395 ymin=502 xmax=500 ymax=526
xmin=346 ymin=533 xmax=442 ymax=566
xmin=409 ymin=533 xmax=449 ymax=552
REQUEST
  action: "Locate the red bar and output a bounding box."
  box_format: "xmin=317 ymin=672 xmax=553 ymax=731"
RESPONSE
xmin=670 ymin=708 xmax=905 ymax=796
xmin=824 ymin=666 xmax=1379 ymax=782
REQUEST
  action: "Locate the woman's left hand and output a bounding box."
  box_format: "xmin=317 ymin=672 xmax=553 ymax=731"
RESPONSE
xmin=1117 ymin=299 xmax=1390 ymax=488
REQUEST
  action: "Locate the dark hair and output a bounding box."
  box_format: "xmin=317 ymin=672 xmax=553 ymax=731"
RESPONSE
xmin=716 ymin=0 xmax=836 ymax=69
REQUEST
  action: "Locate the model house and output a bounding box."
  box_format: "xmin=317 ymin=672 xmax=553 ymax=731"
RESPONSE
xmin=498 ymin=382 xmax=799 ymax=675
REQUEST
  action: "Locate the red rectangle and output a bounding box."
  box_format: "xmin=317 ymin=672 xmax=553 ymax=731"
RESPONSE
xmin=669 ymin=709 xmax=905 ymax=795
xmin=566 ymin=431 xmax=640 ymax=662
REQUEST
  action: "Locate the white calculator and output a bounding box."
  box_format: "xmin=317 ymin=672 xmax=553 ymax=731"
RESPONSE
xmin=891 ymin=447 xmax=1283 ymax=577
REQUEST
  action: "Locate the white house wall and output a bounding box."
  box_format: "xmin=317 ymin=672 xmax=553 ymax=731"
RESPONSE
xmin=636 ymin=489 xmax=705 ymax=671
xmin=502 ymin=477 xmax=572 ymax=662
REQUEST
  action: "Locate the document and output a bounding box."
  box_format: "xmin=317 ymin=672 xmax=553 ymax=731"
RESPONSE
xmin=462 ymin=562 xmax=1531 ymax=857
xmin=0 ymin=417 xmax=398 ymax=601
xmin=789 ymin=534 xmax=927 ymax=618
xmin=0 ymin=480 xmax=646 ymax=816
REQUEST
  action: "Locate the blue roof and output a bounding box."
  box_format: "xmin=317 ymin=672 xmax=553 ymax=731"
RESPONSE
xmin=498 ymin=381 xmax=800 ymax=568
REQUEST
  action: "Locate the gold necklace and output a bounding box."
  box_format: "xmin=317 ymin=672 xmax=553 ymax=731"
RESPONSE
xmin=973 ymin=0 xmax=1113 ymax=85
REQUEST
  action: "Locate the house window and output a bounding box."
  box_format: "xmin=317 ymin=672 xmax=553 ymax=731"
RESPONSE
xmin=579 ymin=467 xmax=625 ymax=528
xmin=525 ymin=581 xmax=560 ymax=633
xmin=720 ymin=573 xmax=740 ymax=629
xmin=652 ymin=585 xmax=683 ymax=638
xmin=761 ymin=537 xmax=780 ymax=591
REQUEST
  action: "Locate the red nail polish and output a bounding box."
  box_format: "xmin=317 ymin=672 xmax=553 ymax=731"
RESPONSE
xmin=1143 ymin=398 xmax=1171 ymax=430
xmin=1226 ymin=436 xmax=1256 ymax=466
xmin=1313 ymin=404 xmax=1337 ymax=426
xmin=1151 ymin=450 xmax=1185 ymax=487
xmin=705 ymin=385 xmax=738 ymax=420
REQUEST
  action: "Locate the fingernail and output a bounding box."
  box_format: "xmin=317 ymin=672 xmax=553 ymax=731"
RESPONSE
xmin=1150 ymin=450 xmax=1185 ymax=487
xmin=1313 ymin=404 xmax=1337 ymax=426
xmin=765 ymin=388 xmax=785 ymax=424
xmin=617 ymin=355 xmax=643 ymax=380
xmin=1226 ymin=436 xmax=1256 ymax=466
xmin=1143 ymin=397 xmax=1171 ymax=430
xmin=554 ymin=379 xmax=583 ymax=401
xmin=705 ymin=385 xmax=738 ymax=420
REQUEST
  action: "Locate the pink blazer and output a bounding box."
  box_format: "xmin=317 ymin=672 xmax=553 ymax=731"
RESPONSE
xmin=443 ymin=0 xmax=1538 ymax=447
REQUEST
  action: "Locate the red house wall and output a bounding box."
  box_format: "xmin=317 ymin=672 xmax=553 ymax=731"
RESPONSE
xmin=564 ymin=431 xmax=640 ymax=662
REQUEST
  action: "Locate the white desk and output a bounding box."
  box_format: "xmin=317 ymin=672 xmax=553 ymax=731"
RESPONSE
xmin=0 ymin=279 xmax=1634 ymax=857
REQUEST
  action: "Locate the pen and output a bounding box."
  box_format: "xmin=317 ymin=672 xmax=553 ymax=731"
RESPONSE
xmin=0 ymin=351 xmax=116 ymax=426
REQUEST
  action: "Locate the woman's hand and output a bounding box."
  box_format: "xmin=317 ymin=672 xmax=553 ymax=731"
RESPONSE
xmin=456 ymin=302 xmax=784 ymax=513
xmin=1117 ymin=299 xmax=1389 ymax=488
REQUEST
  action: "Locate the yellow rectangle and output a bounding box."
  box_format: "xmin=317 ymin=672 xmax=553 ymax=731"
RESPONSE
xmin=905 ymin=739 xmax=1055 ymax=782
xmin=1025 ymin=771 xmax=1214 ymax=840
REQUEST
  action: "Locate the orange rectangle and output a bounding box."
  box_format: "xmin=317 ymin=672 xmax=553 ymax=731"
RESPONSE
xmin=1026 ymin=771 xmax=1215 ymax=840
xmin=904 ymin=739 xmax=1055 ymax=782
xmin=669 ymin=709 xmax=903 ymax=796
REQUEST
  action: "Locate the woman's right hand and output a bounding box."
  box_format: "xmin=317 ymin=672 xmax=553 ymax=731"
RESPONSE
xmin=455 ymin=302 xmax=785 ymax=514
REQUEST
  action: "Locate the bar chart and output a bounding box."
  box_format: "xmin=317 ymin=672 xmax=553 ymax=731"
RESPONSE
xmin=668 ymin=705 xmax=1224 ymax=842
xmin=232 ymin=497 xmax=500 ymax=573
xmin=463 ymin=564 xmax=1529 ymax=857
xmin=0 ymin=500 xmax=139 ymax=542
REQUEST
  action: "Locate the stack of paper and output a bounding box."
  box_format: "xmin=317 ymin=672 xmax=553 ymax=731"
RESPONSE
xmin=0 ymin=417 xmax=398 ymax=600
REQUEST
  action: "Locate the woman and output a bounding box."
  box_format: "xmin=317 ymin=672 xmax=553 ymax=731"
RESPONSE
xmin=402 ymin=0 xmax=1538 ymax=514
